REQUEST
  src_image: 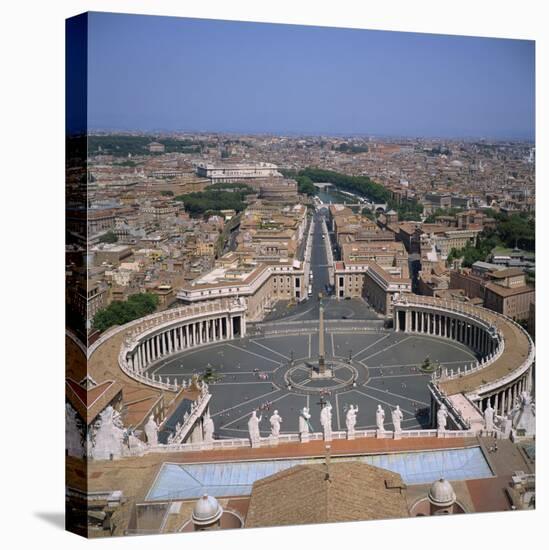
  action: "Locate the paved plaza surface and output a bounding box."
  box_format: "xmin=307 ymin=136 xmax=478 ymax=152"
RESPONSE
xmin=149 ymin=326 xmax=476 ymax=439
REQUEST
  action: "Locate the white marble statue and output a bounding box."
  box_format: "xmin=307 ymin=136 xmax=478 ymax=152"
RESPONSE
xmin=511 ymin=391 xmax=535 ymax=438
xmin=248 ymin=410 xmax=262 ymax=443
xmin=91 ymin=406 xmax=126 ymax=460
xmin=127 ymin=430 xmax=147 ymax=453
xmin=269 ymin=410 xmax=283 ymax=438
xmin=320 ymin=402 xmax=333 ymax=440
xmin=203 ymin=411 xmax=214 ymax=444
xmin=345 ymin=405 xmax=358 ymax=435
xmin=495 ymin=413 xmax=512 ymax=439
xmin=437 ymin=404 xmax=448 ymax=431
xmin=299 ymin=407 xmax=311 ymax=436
xmin=144 ymin=414 xmax=159 ymax=446
xmin=484 ymin=402 xmax=495 ymax=432
xmin=392 ymin=405 xmax=404 ymax=433
xmin=376 ymin=404 xmax=385 ymax=432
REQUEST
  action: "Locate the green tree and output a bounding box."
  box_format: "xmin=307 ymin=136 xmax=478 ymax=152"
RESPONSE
xmin=175 ymin=189 xmax=248 ymax=216
xmin=99 ymin=230 xmax=118 ymax=244
xmin=93 ymin=293 xmax=159 ymax=332
xmin=296 ymin=175 xmax=316 ymax=196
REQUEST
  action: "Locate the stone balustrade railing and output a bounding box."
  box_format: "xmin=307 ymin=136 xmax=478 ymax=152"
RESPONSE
xmin=436 ymin=337 xmax=506 ymax=381
xmin=395 ymin=295 xmax=501 ymax=327
xmin=429 ymin=381 xmax=471 ymax=430
xmin=118 ymin=344 xmax=180 ymax=392
xmin=169 ymin=390 xmax=211 ymax=444
xmin=119 ymin=426 xmax=478 ymax=458
xmin=251 ymin=326 xmax=385 ymax=340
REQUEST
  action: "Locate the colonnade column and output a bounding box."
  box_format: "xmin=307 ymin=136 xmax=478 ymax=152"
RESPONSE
xmin=500 ymin=390 xmax=506 ymax=416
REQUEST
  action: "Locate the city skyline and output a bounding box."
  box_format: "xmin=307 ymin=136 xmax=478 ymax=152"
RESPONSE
xmin=86 ymin=12 xmax=535 ymax=140
xmin=66 ymin=11 xmax=536 ymax=538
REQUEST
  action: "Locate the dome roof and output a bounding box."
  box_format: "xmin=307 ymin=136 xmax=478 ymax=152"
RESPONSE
xmin=428 ymin=479 xmax=456 ymax=507
xmin=192 ymin=494 xmax=223 ymax=526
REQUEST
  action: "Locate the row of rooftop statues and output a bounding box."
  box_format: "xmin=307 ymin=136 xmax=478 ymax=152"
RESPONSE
xmin=246 ymin=402 xmax=407 ymax=444
xmin=245 ymin=391 xmax=535 ymax=443
xmin=483 ymin=391 xmax=535 ymax=439
xmin=68 ymin=385 xmax=535 ymax=460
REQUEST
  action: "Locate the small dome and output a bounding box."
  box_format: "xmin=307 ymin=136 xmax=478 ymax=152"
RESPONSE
xmin=192 ymin=494 xmax=223 ymax=526
xmin=428 ymin=478 xmax=456 ymax=507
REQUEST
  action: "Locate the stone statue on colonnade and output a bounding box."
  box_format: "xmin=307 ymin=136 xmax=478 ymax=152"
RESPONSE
xmin=299 ymin=407 xmax=312 ymax=440
xmin=392 ymin=405 xmax=403 ymax=433
xmin=248 ymin=410 xmax=262 ymax=445
xmin=346 ymin=404 xmax=358 ymax=438
xmin=320 ymin=402 xmax=333 ymax=441
xmin=437 ymin=404 xmax=448 ymax=431
xmin=269 ymin=410 xmax=283 ymax=438
xmin=91 ymin=405 xmax=126 ymax=460
xmin=484 ymin=402 xmax=495 ymax=432
xmin=376 ymin=404 xmax=385 ymax=432
xmin=203 ymin=411 xmax=215 ymax=444
xmin=144 ymin=414 xmax=159 ymax=446
xmin=511 ymin=391 xmax=535 ymax=438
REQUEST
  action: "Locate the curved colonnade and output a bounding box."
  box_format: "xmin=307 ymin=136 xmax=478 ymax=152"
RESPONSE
xmin=89 ymin=293 xmax=533 ymax=436
xmin=118 ymin=298 xmax=247 ymax=391
xmin=393 ymin=295 xmax=535 ymax=426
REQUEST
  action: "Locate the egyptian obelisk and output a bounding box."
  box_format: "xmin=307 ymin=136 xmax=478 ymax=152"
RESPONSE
xmin=318 ymin=293 xmax=326 ymax=374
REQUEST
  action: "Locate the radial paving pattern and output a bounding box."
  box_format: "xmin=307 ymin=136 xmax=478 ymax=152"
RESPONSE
xmin=148 ymin=324 xmax=476 ymax=439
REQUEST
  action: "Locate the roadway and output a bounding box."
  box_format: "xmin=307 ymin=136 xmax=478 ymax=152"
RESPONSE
xmin=263 ymin=208 xmax=379 ymax=323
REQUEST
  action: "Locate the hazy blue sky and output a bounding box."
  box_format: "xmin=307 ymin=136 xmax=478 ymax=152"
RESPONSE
xmin=86 ymin=12 xmax=535 ymax=139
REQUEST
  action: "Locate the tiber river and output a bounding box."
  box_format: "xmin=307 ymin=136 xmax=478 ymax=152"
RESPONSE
xmin=316 ymin=187 xmax=365 ymax=205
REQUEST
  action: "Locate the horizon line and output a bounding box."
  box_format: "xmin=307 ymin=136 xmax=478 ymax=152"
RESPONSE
xmin=85 ymin=127 xmax=535 ymax=143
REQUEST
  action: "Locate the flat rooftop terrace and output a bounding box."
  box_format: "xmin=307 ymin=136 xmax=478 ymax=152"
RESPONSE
xmin=146 ymin=446 xmax=493 ymax=501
